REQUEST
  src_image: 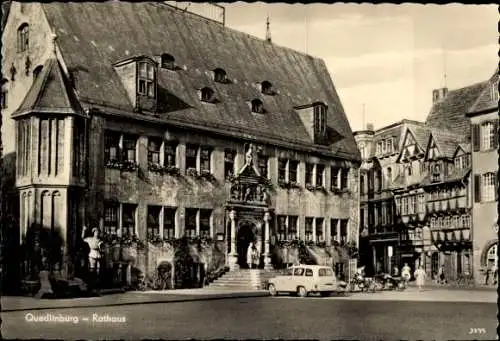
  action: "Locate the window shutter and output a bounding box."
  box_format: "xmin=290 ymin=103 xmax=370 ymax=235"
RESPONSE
xmin=493 ymin=120 xmax=499 ymax=149
xmin=472 ymin=124 xmax=480 ymax=152
xmin=474 ymin=174 xmax=481 ymax=203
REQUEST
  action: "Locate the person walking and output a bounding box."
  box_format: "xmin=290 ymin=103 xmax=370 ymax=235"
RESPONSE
xmin=438 ymin=265 xmax=446 ymax=285
xmin=401 ymin=263 xmax=411 ymax=287
xmin=414 ymin=266 xmax=426 ymax=291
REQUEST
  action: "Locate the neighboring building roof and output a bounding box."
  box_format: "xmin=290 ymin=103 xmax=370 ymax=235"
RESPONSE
xmin=425 ymin=81 xmax=488 ymax=138
xmin=468 ymin=68 xmax=499 ymax=115
xmin=40 ymin=2 xmax=360 ymax=161
xmin=13 ymin=58 xmax=84 ymax=118
xmin=429 ymin=128 xmax=465 ymax=159
xmin=407 ymin=124 xmax=431 ymax=152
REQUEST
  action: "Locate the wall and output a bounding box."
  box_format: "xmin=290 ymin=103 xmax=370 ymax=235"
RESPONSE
xmin=86 ymin=113 xmax=359 ymax=272
xmin=1 ymin=2 xmax=54 ymax=155
xmin=470 ymin=111 xmax=498 ymax=284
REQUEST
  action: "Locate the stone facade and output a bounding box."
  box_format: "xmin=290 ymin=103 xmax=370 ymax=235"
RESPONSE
xmin=1 ymin=2 xmax=361 ymax=290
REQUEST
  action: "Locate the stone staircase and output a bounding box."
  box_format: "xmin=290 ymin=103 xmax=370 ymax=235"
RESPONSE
xmin=208 ymin=269 xmax=281 ymax=290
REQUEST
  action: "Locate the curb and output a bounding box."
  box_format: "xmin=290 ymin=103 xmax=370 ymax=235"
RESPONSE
xmin=1 ymin=291 xmax=270 ymax=313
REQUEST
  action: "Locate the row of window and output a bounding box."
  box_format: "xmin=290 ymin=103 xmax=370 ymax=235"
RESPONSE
xmin=429 ymin=215 xmax=471 ymax=230
xmin=396 ymin=194 xmax=426 ymax=215
xmin=105 ymin=131 xmax=351 ymax=186
xmin=104 ymin=203 xmax=212 ymax=239
xmin=276 ymin=216 xmax=349 ymax=243
xmin=375 ymin=137 xmax=394 ymax=156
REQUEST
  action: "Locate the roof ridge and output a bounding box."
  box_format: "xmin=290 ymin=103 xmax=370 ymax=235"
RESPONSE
xmin=153 ymin=2 xmax=324 ymax=64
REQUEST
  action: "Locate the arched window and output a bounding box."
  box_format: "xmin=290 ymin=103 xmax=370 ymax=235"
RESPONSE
xmin=200 ymin=87 xmax=215 ymax=102
xmin=33 ymin=65 xmax=43 ymax=80
xmin=160 ymin=53 xmax=175 ymax=70
xmin=261 ymin=81 xmax=273 ymax=95
xmin=213 ymin=68 xmax=227 ymax=83
xmin=17 ymin=23 xmax=29 ymax=52
xmin=487 ymin=243 xmax=497 ymax=268
xmin=251 ymin=99 xmax=264 ymax=113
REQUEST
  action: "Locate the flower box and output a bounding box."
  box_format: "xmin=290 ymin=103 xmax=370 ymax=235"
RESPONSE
xmin=330 ymin=187 xmax=342 ymax=195
xmin=199 ymin=171 xmax=216 ymax=182
xmin=186 ymin=167 xmax=199 ymax=178
xmin=122 ymin=160 xmax=138 ymax=172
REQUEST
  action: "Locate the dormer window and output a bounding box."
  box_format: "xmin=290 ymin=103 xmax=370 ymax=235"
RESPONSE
xmin=161 ymin=53 xmax=175 ymax=70
xmin=200 ymin=87 xmax=215 ymax=103
xmin=261 ymin=81 xmax=273 ymax=95
xmin=213 ymin=68 xmax=227 ymax=83
xmin=138 ymin=61 xmax=156 ymax=98
xmin=17 ymin=23 xmax=29 ymax=53
xmin=313 ymin=103 xmax=327 ymax=135
xmin=251 ymin=99 xmax=264 ymax=113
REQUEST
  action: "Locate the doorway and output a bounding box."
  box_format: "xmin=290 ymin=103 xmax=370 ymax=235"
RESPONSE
xmin=237 ymin=222 xmax=256 ymax=269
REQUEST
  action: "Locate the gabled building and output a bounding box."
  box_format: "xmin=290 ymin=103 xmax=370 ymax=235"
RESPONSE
xmin=354 ymin=119 xmax=426 ymax=276
xmin=392 ymin=77 xmax=492 ymax=283
xmin=1 ymin=2 xmax=360 ymax=290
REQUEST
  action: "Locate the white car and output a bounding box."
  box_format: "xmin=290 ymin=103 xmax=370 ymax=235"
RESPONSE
xmin=267 ymin=264 xmax=347 ymax=297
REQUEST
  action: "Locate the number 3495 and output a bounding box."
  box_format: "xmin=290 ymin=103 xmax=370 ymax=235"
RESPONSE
xmin=469 ymin=328 xmax=486 ymax=334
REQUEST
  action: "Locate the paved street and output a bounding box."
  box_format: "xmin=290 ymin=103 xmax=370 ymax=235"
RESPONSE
xmin=2 ymin=290 xmax=497 ymax=340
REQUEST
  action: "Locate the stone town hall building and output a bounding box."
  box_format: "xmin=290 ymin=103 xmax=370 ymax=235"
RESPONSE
xmin=1 ymin=2 xmax=360 ymax=290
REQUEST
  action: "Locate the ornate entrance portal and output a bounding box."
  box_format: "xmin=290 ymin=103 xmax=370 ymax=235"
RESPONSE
xmin=226 ymin=144 xmax=274 ymax=271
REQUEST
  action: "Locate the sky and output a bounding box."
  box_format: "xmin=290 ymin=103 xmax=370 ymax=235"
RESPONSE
xmin=211 ymin=3 xmax=498 ymax=132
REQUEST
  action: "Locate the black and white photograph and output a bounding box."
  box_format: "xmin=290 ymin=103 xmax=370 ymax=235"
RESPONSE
xmin=0 ymin=1 xmax=498 ymax=340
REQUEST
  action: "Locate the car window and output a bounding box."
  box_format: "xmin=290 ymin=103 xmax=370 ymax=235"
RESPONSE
xmin=305 ymin=268 xmax=314 ymax=277
xmin=319 ymin=268 xmax=334 ymax=277
xmin=293 ymin=268 xmax=304 ymax=276
xmin=284 ymin=268 xmax=293 ymax=276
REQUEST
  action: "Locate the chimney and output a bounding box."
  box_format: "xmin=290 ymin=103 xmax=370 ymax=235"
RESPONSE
xmin=366 ymin=123 xmax=374 ymax=131
xmin=432 ymin=87 xmax=448 ymax=103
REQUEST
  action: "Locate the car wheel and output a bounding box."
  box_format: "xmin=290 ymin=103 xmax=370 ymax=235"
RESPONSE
xmin=297 ymin=286 xmax=308 ymax=298
xmin=268 ymin=284 xmax=277 ymax=296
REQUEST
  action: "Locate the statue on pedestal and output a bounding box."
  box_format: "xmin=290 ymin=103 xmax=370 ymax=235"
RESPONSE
xmin=81 ymin=226 xmax=102 ymax=274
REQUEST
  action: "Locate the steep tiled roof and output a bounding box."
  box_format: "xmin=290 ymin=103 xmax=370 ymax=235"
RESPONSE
xmin=425 ymin=82 xmax=488 ymax=139
xmin=430 ymin=128 xmax=465 ymax=159
xmin=468 ymin=68 xmax=499 ymax=114
xmin=407 ymin=124 xmax=431 ymax=152
xmin=13 ymin=58 xmax=84 ymax=118
xmin=40 ymin=2 xmax=359 ymax=161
